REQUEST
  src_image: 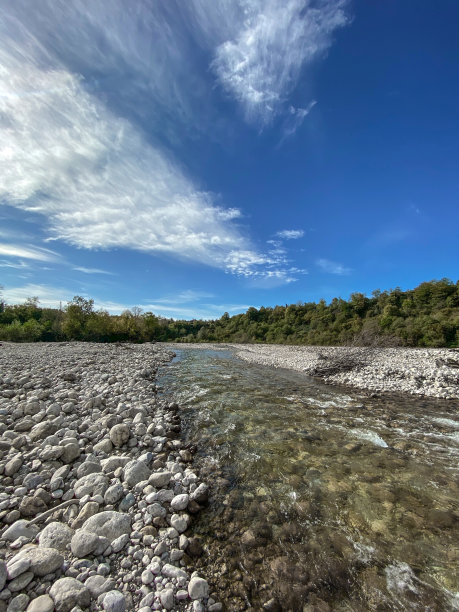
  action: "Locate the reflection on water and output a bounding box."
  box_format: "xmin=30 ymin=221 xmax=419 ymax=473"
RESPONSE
xmin=159 ymin=348 xmax=459 ymax=611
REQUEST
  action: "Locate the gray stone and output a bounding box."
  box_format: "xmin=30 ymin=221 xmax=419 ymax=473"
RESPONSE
xmin=6 ymin=557 xmax=31 ymax=580
xmin=61 ymin=443 xmax=80 ymax=464
xmin=0 ymin=560 xmax=7 ymax=590
xmin=110 ymin=533 xmax=129 ymax=553
xmin=39 ymin=522 xmax=74 ymax=552
xmin=102 ymin=590 xmax=126 ymax=612
xmin=76 ymin=461 xmax=101 ymax=479
xmin=148 ymin=471 xmax=171 ymax=487
xmin=101 ymin=456 xmax=130 ymax=473
xmin=147 ymin=503 xmax=166 ymax=519
xmin=10 ymin=546 xmax=64 ymax=577
xmin=7 ymin=593 xmax=29 ymax=612
xmin=188 ymin=576 xmax=209 ymax=600
xmin=122 ymin=460 xmax=150 ymax=488
xmin=71 ymin=501 xmax=99 ymax=530
xmin=5 ymin=455 xmax=23 ymax=477
xmin=29 ymin=422 xmax=58 ymax=443
xmin=104 ymin=484 xmax=124 ymax=506
xmin=8 ymin=571 xmax=33 ymax=592
xmin=49 ymin=578 xmax=90 ymax=612
xmin=71 ymin=530 xmax=109 ymax=558
xmin=81 ymin=511 xmax=131 ymax=541
xmin=93 ymin=439 xmax=113 ymax=454
xmin=39 ymin=446 xmax=63 ymax=461
xmin=50 ymin=465 xmax=70 ymax=483
xmin=161 ymin=564 xmax=188 ymax=580
xmin=26 ymin=595 xmax=54 ymax=612
xmin=74 ymin=472 xmax=109 ymax=499
xmin=118 ymin=493 xmax=135 ymax=512
xmin=109 ymin=424 xmax=130 ymax=448
xmin=19 ymin=497 xmax=47 ymax=518
xmin=2 ymin=520 xmax=40 ymax=542
xmin=22 ymin=474 xmax=44 ymax=490
xmin=170 ymin=494 xmax=189 ymax=511
xmin=84 ymin=575 xmax=116 ymax=599
xmin=170 ymin=513 xmax=190 ymax=534
xmin=159 ymin=589 xmax=174 ymax=611
xmin=190 ymin=483 xmax=209 ymax=504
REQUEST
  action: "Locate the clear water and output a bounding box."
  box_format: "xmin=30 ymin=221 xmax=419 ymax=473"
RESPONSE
xmin=159 ymin=347 xmax=459 ymax=611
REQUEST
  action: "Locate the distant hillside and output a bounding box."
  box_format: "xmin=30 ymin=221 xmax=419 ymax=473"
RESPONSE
xmin=1 ymin=279 xmax=458 ymax=347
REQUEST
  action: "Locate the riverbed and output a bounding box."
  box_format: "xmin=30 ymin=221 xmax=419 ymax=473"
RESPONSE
xmin=160 ymin=346 xmax=459 ymax=611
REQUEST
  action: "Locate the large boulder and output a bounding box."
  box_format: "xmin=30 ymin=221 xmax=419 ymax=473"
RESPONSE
xmin=74 ymin=472 xmax=109 ymax=498
xmin=122 ymin=460 xmax=150 ymax=487
xmin=39 ymin=522 xmax=74 ymax=552
xmin=26 ymin=594 xmax=54 ymax=612
xmin=109 ymin=424 xmax=130 ymax=448
xmin=50 ymin=578 xmax=90 ymax=612
xmin=10 ymin=546 xmax=64 ymax=577
xmin=81 ymin=511 xmax=131 ymax=542
xmin=3 ymin=520 xmax=40 ymax=542
xmin=19 ymin=496 xmax=47 ymax=517
xmin=70 ymin=530 xmax=110 ymax=558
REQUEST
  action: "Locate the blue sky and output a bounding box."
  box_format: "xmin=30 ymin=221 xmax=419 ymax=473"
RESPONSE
xmin=1 ymin=0 xmax=458 ymax=319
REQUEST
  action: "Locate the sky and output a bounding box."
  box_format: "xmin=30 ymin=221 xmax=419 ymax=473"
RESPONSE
xmin=1 ymin=0 xmax=458 ymax=320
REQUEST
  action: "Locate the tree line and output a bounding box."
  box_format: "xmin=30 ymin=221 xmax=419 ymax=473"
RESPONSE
xmin=0 ymin=279 xmax=457 ymax=347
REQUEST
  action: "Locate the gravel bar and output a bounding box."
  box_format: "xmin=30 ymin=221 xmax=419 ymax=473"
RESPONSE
xmin=228 ymin=344 xmax=459 ymax=399
xmin=0 ymin=342 xmax=222 ymax=612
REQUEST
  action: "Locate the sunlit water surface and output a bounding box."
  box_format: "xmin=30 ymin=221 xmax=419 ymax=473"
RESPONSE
xmin=159 ymin=347 xmax=459 ymax=611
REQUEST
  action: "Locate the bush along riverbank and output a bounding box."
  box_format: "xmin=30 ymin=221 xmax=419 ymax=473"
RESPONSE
xmin=0 ymin=342 xmax=222 ymax=612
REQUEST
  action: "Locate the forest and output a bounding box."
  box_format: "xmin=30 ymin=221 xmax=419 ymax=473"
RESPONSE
xmin=0 ymin=279 xmax=458 ymax=347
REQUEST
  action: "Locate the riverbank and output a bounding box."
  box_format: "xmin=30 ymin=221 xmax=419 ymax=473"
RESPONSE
xmin=230 ymin=344 xmax=459 ymax=399
xmin=0 ymin=342 xmax=221 ymax=612
xmin=175 ymin=343 xmax=459 ymax=399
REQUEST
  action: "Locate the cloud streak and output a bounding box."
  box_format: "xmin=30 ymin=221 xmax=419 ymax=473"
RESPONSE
xmin=276 ymin=229 xmax=305 ymax=240
xmin=0 ymin=13 xmax=297 ymax=282
xmin=73 ymin=267 xmax=115 ymax=275
xmin=316 ymin=258 xmax=351 ymax=275
xmin=211 ymin=0 xmax=348 ymax=124
xmin=0 ymin=243 xmax=60 ymax=262
xmin=0 ymin=1 xmax=347 ymax=284
xmin=2 ymin=283 xmax=249 ymax=320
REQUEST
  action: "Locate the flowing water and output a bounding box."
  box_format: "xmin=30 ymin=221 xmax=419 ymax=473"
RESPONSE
xmin=159 ymin=347 xmax=459 ymax=611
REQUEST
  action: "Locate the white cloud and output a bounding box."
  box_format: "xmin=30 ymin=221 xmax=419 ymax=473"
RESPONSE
xmin=276 ymin=229 xmax=305 ymax=240
xmin=73 ymin=267 xmax=115 ymax=275
xmin=3 ymin=284 xmax=72 ymax=307
xmin=152 ymin=290 xmax=216 ymax=305
xmin=0 ymin=260 xmax=29 ymax=269
xmin=316 ymin=258 xmax=351 ymax=275
xmin=281 ymin=101 xmax=317 ymax=139
xmin=0 ymin=34 xmax=286 ymax=281
xmin=2 ymin=282 xmax=249 ymax=320
xmin=0 ymin=243 xmax=60 ymax=262
xmin=211 ymin=0 xmax=348 ymax=124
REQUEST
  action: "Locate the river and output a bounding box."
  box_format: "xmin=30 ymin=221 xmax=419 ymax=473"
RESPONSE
xmin=158 ymin=346 xmax=459 ymax=611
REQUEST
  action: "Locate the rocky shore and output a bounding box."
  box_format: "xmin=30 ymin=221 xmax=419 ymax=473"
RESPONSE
xmin=229 ymin=344 xmax=459 ymax=399
xmin=0 ymin=342 xmax=222 ymax=612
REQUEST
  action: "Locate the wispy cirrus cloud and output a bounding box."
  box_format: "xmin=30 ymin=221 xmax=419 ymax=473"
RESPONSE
xmin=0 ymin=243 xmax=60 ymax=262
xmin=281 ymin=101 xmax=317 ymax=140
xmin=276 ymin=229 xmax=305 ymax=240
xmin=3 ymin=284 xmax=72 ymax=307
xmin=0 ymin=4 xmax=305 ymax=284
xmin=211 ymin=0 xmax=348 ymax=124
xmin=2 ymin=282 xmax=249 ymax=320
xmin=316 ymin=258 xmax=351 ymax=275
xmin=73 ymin=267 xmax=115 ymax=276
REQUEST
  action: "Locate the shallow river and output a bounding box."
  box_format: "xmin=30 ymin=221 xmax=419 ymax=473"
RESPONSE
xmin=159 ymin=347 xmax=458 ymax=611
